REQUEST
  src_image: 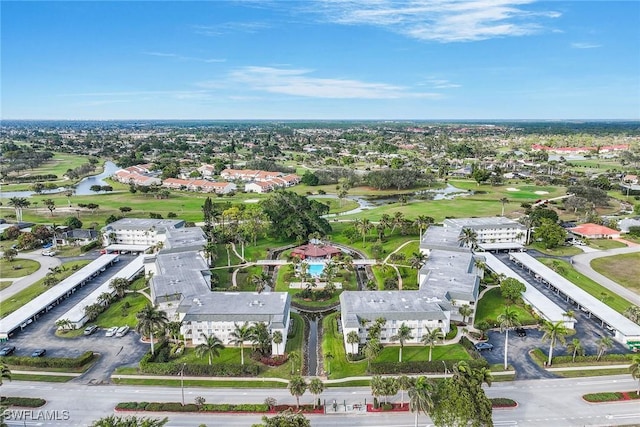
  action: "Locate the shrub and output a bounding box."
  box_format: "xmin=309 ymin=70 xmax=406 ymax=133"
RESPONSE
xmin=81 ymin=241 xmax=100 ymax=253
xmin=369 ymin=359 xmax=488 ymax=374
xmin=490 ymin=398 xmax=517 ymax=408
xmin=382 ymin=403 xmax=393 ymax=411
xmin=583 ymin=392 xmax=624 ymax=402
xmin=0 ymin=351 xmax=95 ymax=369
xmin=0 ymin=397 xmax=46 ymax=408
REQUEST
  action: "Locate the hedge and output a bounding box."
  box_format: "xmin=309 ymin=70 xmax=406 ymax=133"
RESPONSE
xmin=0 ymin=397 xmax=47 ymax=408
xmin=0 ymin=351 xmax=95 ymax=369
xmin=369 ymin=358 xmax=489 ymax=375
xmin=530 ymin=348 xmax=635 ymax=366
xmin=81 ymin=241 xmax=100 ymax=253
xmin=116 ymin=402 xmax=270 ymax=413
xmin=490 ymin=398 xmax=517 ymax=408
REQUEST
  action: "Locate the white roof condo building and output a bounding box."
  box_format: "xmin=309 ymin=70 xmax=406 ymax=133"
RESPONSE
xmin=101 ymin=218 xmax=185 ymax=246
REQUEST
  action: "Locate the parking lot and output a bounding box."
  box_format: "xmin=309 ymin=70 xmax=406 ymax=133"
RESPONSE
xmin=2 ymin=254 xmax=148 ymax=383
xmin=478 ymin=252 xmax=630 ymax=379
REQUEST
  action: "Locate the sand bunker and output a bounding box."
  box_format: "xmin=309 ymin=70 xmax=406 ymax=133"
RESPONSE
xmin=506 ymin=188 xmax=520 ymax=192
xmin=244 ymin=199 xmax=260 ymax=203
xmin=534 ymin=191 xmax=550 ymax=195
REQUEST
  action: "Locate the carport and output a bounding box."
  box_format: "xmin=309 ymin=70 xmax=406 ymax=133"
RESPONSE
xmin=509 ymin=252 xmax=640 ymax=349
xmin=0 ymin=254 xmax=119 ymax=341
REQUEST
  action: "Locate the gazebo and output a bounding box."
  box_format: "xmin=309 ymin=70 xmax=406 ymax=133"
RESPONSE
xmin=291 ymin=243 xmax=342 ymax=260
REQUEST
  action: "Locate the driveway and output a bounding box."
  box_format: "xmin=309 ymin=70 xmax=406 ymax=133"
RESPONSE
xmin=3 ymin=254 xmax=148 ymax=383
xmin=0 ymin=249 xmax=62 ymax=300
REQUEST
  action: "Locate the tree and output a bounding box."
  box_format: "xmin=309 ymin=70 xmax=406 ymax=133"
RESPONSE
xmin=2 ymin=248 xmax=18 ymax=263
xmin=288 ymin=375 xmax=307 ymax=409
xmin=596 ymin=336 xmax=614 ymax=361
xmin=391 ymin=322 xmax=414 ymax=362
xmin=135 ymin=304 xmax=169 ymax=356
xmin=458 ymin=304 xmax=473 ymax=323
xmin=98 ymin=292 xmax=114 ymax=306
xmin=109 ymin=278 xmax=130 ymax=298
xmin=421 ymin=327 xmax=444 ymax=362
xmin=534 ymin=218 xmax=567 ymax=249
xmin=64 ymin=216 xmax=83 ymax=229
xmin=541 ymin=320 xmax=569 ymax=366
xmin=260 ymin=191 xmax=331 ymax=240
xmin=457 ymin=227 xmax=477 ymax=249
xmin=229 ymin=322 xmax=252 ymax=365
xmin=630 ymin=354 xmax=640 ymax=396
xmin=288 ymin=351 xmax=301 ymax=375
xmin=324 ymin=351 xmax=334 ymax=375
xmin=397 ymin=374 xmax=414 ymax=407
xmin=498 ymin=306 xmax=521 ymax=370
xmin=0 ymin=363 xmax=11 ymax=386
xmin=354 ymin=218 xmax=373 ymax=244
xmin=408 ymin=251 xmax=427 ymax=270
xmin=567 ymin=338 xmax=585 ymax=362
xmin=364 ymin=338 xmax=381 ymax=371
xmin=42 ymin=198 xmax=56 ymax=216
xmin=408 ymin=376 xmax=434 ymax=427
xmin=254 ymin=410 xmax=310 ymax=427
xmin=55 ymin=318 xmax=74 ymax=331
xmin=249 ymin=322 xmax=272 ymax=356
xmin=500 ymin=277 xmax=526 ymax=303
xmin=8 ymin=197 xmax=30 ymax=223
xmin=308 ymin=378 xmax=324 ymax=408
xmin=251 ymin=272 xmax=272 ymax=294
xmin=623 ymin=305 xmax=640 ymax=324
xmin=195 ymin=333 xmax=225 ymax=365
xmin=414 ymin=215 xmax=434 ymax=238
xmin=346 ymin=331 xmax=360 ymax=355
xmin=272 ymin=330 xmax=283 ymax=355
xmin=90 ymin=415 xmax=169 ymax=427
xmin=84 ymin=303 xmax=103 ymax=322
xmin=499 ymin=197 xmax=509 ymax=216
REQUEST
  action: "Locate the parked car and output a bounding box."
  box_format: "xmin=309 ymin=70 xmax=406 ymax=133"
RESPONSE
xmin=475 ymin=342 xmax=494 ymax=351
xmin=31 ymin=349 xmax=46 ymax=357
xmin=41 ymin=250 xmax=57 ymax=256
xmin=105 ymin=326 xmax=118 ymax=337
xmin=84 ymin=325 xmax=98 ymax=336
xmin=515 ymin=327 xmax=527 ymax=337
xmin=115 ymin=325 xmax=130 ymax=337
xmin=0 ymin=345 xmax=16 ymax=356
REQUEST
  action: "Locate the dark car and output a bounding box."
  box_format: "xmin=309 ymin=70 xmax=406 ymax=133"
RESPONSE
xmin=31 ymin=349 xmax=46 ymax=357
xmin=0 ymin=345 xmax=16 ymax=356
xmin=475 ymin=342 xmax=494 ymax=351
xmin=515 ymin=327 xmax=527 ymax=337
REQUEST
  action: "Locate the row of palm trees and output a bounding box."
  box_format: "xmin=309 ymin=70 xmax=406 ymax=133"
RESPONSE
xmin=352 ymin=213 xmax=435 ymax=244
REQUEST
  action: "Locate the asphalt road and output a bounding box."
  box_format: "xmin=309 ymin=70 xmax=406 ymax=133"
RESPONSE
xmin=3 ymin=376 xmax=640 ymax=426
xmin=0 ymin=250 xmax=62 ymax=300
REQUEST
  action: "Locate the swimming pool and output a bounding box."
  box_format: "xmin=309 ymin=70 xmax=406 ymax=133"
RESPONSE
xmin=307 ymin=263 xmax=325 ymax=278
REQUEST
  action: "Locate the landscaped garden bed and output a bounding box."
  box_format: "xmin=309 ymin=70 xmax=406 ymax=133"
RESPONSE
xmin=367 ymin=402 xmax=409 ymax=412
xmin=115 ymin=401 xmax=324 ymax=414
xmin=583 ymin=391 xmax=640 ymax=403
xmin=0 ymin=397 xmax=47 ymax=408
xmin=490 ymin=397 xmax=518 ymax=408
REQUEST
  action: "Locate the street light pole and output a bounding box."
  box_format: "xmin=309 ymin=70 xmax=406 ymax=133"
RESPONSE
xmin=180 ymin=363 xmax=186 ymax=406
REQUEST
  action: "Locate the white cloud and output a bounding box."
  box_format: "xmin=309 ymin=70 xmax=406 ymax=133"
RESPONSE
xmin=143 ymin=51 xmax=225 ymax=63
xmin=571 ymin=42 xmax=601 ymax=49
xmin=225 ymin=66 xmax=439 ymax=99
xmin=310 ymin=0 xmax=560 ymax=42
xmin=192 ymin=21 xmax=270 ymax=36
xmin=421 ymin=78 xmax=461 ymax=89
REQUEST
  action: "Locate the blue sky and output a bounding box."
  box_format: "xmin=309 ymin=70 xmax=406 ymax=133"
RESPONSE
xmin=2 ymin=1 xmax=639 ymax=120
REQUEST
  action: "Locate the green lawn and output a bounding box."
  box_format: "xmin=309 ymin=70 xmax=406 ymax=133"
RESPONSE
xmin=538 ymin=258 xmax=632 ymax=314
xmin=377 ymin=343 xmax=471 ymax=363
xmin=94 ymin=292 xmax=150 ymax=328
xmin=586 ymin=239 xmax=628 ymax=251
xmin=322 ymin=312 xmax=367 ymax=379
xmin=528 ymin=242 xmax=583 ymax=257
xmin=0 ymin=260 xmax=91 ymax=318
xmin=0 ymin=259 xmax=40 ymax=278
xmin=474 ymin=287 xmax=538 ymax=327
xmin=591 ymin=252 xmax=640 ymax=292
xmin=1 ymin=152 xmax=95 ymax=190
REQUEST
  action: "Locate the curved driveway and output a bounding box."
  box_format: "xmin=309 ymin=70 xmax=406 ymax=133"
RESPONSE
xmin=571 ymin=245 xmax=640 ymax=307
xmin=0 ymin=249 xmax=62 ymax=300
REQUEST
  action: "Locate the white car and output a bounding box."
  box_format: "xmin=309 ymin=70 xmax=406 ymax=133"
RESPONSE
xmin=42 ymin=250 xmax=57 ymax=256
xmin=105 ymin=326 xmax=118 ymax=337
xmin=115 ymin=325 xmax=130 ymax=337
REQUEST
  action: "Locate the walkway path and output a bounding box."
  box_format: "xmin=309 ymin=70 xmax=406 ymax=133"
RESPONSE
xmin=381 ymin=240 xmax=418 ymax=291
xmin=0 ymin=250 xmax=61 ymax=300
xmin=571 ymin=245 xmax=640 ymax=307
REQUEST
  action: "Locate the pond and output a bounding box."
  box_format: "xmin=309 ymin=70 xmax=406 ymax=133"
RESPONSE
xmin=1 ymin=161 xmax=119 ymax=198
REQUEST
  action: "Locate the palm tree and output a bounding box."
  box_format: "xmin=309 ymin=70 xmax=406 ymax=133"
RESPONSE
xmin=324 ymin=351 xmax=334 ymax=375
xmin=249 ymin=322 xmax=272 ymax=356
xmin=391 ymin=322 xmax=414 ymax=362
xmin=8 ymin=197 xmax=30 ymax=223
xmin=364 ymin=339 xmax=381 ymax=371
xmin=408 ymin=376 xmax=434 ymax=427
xmin=195 ymin=333 xmax=225 ymax=365
xmin=498 ymin=306 xmax=521 ymax=370
xmin=346 ymin=331 xmax=360 ymax=355
xmin=541 ymin=320 xmax=569 ymax=366
xmin=166 ymin=321 xmax=182 ymax=342
xmin=109 ymin=278 xmax=130 ymax=299
xmin=355 ymin=218 xmax=373 ymax=244
xmin=288 ymin=375 xmax=307 ymax=409
xmin=0 ymin=363 xmax=11 ymax=385
xmin=308 ymin=378 xmax=324 ymax=409
xmin=135 ymin=303 xmax=169 ymax=355
xmin=457 ymin=227 xmax=478 ymax=249
xmin=84 ymin=303 xmax=103 ymax=322
xmin=55 ymin=318 xmax=74 ymax=331
xmin=229 ymin=322 xmax=251 ymax=365
xmin=474 ymin=366 xmax=494 ymax=387
xmin=408 ymin=251 xmax=427 ymax=270
xmin=567 ymin=338 xmax=585 ymax=362
xmin=414 ymin=215 xmax=434 ymax=238
xmin=420 ymin=327 xmax=444 ymax=362
xmin=288 ymin=350 xmax=301 ymax=375
xmin=630 ymin=354 xmax=640 ymax=396
xmin=97 ymin=292 xmax=114 ymax=306
xmin=251 ymin=272 xmax=272 ymax=294
xmin=397 ymin=375 xmax=414 ymax=408
xmin=499 ymin=197 xmax=509 ymax=216
xmin=272 ymin=330 xmax=283 ymax=355
xmin=458 ymin=304 xmax=473 ymax=323
xmin=596 ymin=336 xmax=614 ymax=361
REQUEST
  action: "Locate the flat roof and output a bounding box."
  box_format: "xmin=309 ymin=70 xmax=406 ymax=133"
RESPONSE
xmin=152 ymin=251 xmax=210 ymax=301
xmin=510 ymin=252 xmax=640 ymax=337
xmin=163 ymin=227 xmax=207 ymax=251
xmin=180 ymin=292 xmax=291 ymax=328
xmin=444 ymin=217 xmax=526 ymax=229
xmin=418 ymin=250 xmax=479 ymax=302
xmin=420 ymin=225 xmax=465 ymax=251
xmin=0 ymin=254 xmax=118 ymax=338
xmin=102 ymin=218 xmax=184 ymax=231
xmin=55 ymin=255 xmax=145 ymax=324
xmin=483 ymin=253 xmax=566 ymax=322
xmin=105 ymin=244 xmax=152 ymax=252
xmin=478 ymin=242 xmax=525 ymax=250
